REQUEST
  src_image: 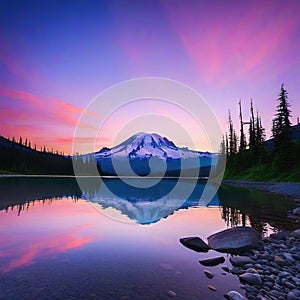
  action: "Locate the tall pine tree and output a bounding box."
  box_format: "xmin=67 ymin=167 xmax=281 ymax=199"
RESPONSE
xmin=249 ymin=99 xmax=256 ymax=150
xmin=239 ymin=100 xmax=246 ymax=152
xmin=271 ymin=83 xmax=293 ymax=170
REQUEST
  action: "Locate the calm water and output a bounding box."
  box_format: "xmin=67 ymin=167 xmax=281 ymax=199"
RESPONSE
xmin=0 ymin=177 xmax=297 ymax=300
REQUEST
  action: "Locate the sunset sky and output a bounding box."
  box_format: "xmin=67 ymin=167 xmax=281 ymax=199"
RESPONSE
xmin=1 ymin=0 xmax=300 ymax=154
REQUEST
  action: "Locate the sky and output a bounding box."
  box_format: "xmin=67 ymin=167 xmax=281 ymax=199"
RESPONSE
xmin=0 ymin=0 xmax=300 ymax=154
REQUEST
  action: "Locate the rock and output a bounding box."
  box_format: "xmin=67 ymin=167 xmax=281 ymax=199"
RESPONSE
xmin=199 ymin=256 xmax=225 ymax=266
xmin=207 ymin=226 xmax=260 ymax=254
xmin=230 ymin=267 xmax=244 ymax=275
xmin=243 ymin=263 xmax=254 ymax=269
xmin=222 ymin=266 xmax=230 ymax=273
xmin=290 ymin=246 xmax=298 ymax=253
xmin=292 ymin=229 xmax=300 ymax=237
xmin=224 ymin=291 xmax=247 ymax=300
xmin=270 ymin=230 xmax=290 ymax=240
xmin=270 ymin=290 xmax=280 ymax=298
xmin=274 ymin=256 xmax=287 ymax=266
xmin=283 ymin=252 xmax=294 ymax=261
xmin=254 ymin=263 xmax=263 ymax=270
xmin=239 ymin=273 xmax=262 ymax=285
xmin=166 ymin=290 xmax=176 ymax=298
xmin=203 ymin=270 xmax=214 ymax=279
xmin=292 ymin=207 xmax=300 ymax=215
xmin=279 ymin=271 xmax=291 ymax=278
xmin=256 ymin=295 xmax=267 ymax=300
xmin=287 ymin=291 xmax=297 ymax=300
xmin=243 ymin=285 xmax=259 ymax=293
xmin=179 ymin=237 xmax=209 ymax=252
xmin=262 ymin=237 xmax=275 ymax=243
xmin=292 ymin=289 xmax=300 ymax=296
xmin=230 ymin=256 xmax=255 ymax=267
xmin=285 ymin=282 xmax=296 ymax=289
xmin=207 ymin=285 xmax=216 ymax=291
xmin=245 ymin=268 xmax=258 ymax=274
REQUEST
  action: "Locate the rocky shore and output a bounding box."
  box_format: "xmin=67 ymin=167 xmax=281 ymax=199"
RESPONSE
xmin=180 ymin=226 xmax=300 ymax=300
xmin=230 ymin=229 xmax=300 ymax=300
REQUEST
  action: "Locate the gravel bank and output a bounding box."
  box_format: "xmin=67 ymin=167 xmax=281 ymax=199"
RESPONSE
xmin=223 ymin=180 xmax=300 ymax=203
xmin=227 ymin=229 xmax=300 ymax=300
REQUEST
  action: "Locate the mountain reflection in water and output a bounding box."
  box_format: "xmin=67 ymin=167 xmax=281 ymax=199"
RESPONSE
xmin=0 ymin=177 xmax=297 ymax=234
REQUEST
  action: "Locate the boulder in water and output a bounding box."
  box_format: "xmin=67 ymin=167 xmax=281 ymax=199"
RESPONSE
xmin=179 ymin=237 xmax=209 ymax=252
xmin=207 ymin=226 xmax=260 ymax=254
xmin=199 ymin=256 xmax=225 ymax=266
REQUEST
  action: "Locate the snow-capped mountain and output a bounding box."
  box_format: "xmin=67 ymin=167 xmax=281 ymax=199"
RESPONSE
xmin=95 ymin=132 xmax=213 ymax=160
xmin=93 ymin=132 xmax=218 ymax=177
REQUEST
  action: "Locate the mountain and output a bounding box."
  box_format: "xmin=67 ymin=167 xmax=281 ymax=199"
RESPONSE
xmin=94 ymin=132 xmax=218 ymax=177
xmin=95 ymin=132 xmax=210 ymax=160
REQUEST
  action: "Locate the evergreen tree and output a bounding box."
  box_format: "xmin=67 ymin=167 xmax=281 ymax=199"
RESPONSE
xmin=271 ymin=83 xmax=293 ymax=170
xmin=225 ymin=133 xmax=229 ymax=158
xmin=239 ymin=100 xmax=246 ymax=152
xmin=227 ymin=110 xmax=238 ymax=157
xmin=256 ymin=113 xmax=265 ymax=148
xmin=219 ymin=135 xmax=226 ymax=156
xmin=249 ymin=99 xmax=256 ymax=149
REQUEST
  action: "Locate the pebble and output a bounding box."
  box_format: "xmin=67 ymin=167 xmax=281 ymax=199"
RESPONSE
xmin=203 ymin=270 xmax=214 ymax=279
xmin=224 ymin=290 xmax=247 ymax=300
xmin=287 ymin=291 xmax=298 ymax=300
xmin=274 ymin=256 xmax=287 ymax=266
xmin=227 ymin=229 xmax=300 ymax=300
xmin=199 ymin=256 xmax=225 ymax=266
xmin=222 ymin=266 xmax=230 ymax=273
xmin=283 ymin=252 xmax=294 ymax=261
xmin=239 ymin=273 xmax=262 ymax=285
xmin=285 ymin=282 xmax=296 ymax=289
xmin=279 ymin=271 xmax=290 ymax=278
xmin=166 ymin=290 xmax=176 ymax=298
xmin=230 ymin=256 xmax=254 ymax=267
xmin=245 ymin=268 xmax=258 ymax=274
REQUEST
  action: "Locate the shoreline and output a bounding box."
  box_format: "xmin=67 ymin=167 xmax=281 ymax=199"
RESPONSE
xmin=223 ymin=180 xmax=300 ymax=203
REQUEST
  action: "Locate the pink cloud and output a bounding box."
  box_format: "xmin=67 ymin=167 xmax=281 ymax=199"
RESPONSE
xmin=0 ymin=87 xmax=87 ymax=154
xmin=164 ymin=1 xmax=300 ymax=86
xmin=0 ymin=87 xmax=43 ymax=106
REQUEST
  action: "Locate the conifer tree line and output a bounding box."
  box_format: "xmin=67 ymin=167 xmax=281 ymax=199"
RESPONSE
xmin=0 ymin=134 xmax=99 ymax=175
xmin=223 ymin=83 xmax=300 ymax=179
xmin=8 ymin=136 xmax=66 ymax=156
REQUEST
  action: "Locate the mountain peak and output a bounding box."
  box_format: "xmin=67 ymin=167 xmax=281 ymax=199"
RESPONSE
xmin=95 ymin=132 xmax=209 ymax=160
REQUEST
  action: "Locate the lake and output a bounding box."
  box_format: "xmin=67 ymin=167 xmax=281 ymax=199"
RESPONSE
xmin=0 ymin=177 xmax=297 ymax=300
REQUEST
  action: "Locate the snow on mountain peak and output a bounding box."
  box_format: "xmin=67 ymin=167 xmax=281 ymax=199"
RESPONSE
xmin=95 ymin=132 xmax=210 ymax=160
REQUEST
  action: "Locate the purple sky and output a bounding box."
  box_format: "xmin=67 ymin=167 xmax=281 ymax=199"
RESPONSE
xmin=0 ymin=0 xmax=299 ymax=153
